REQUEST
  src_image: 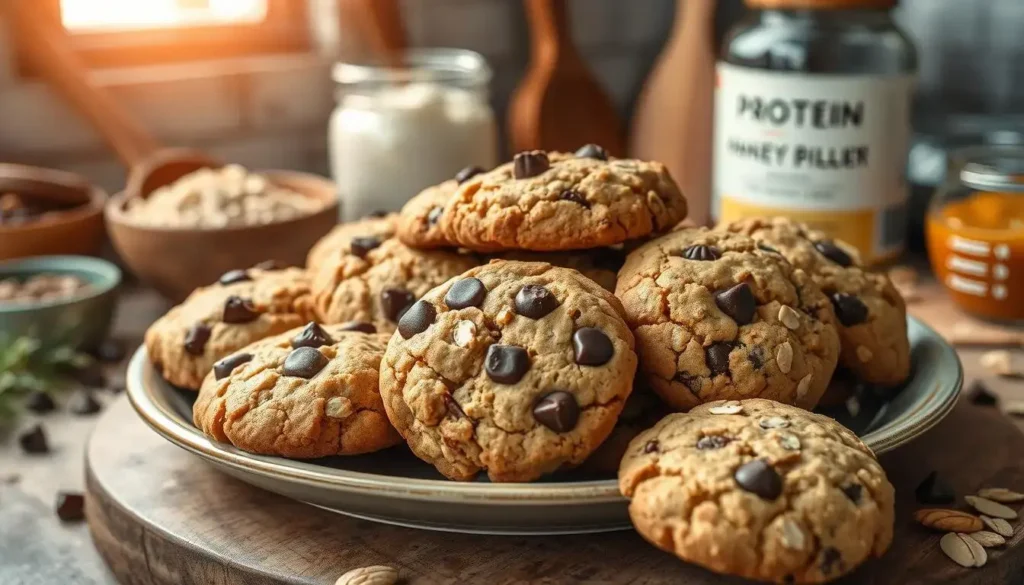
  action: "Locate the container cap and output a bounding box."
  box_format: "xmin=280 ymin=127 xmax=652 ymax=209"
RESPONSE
xmin=746 ymin=0 xmax=896 ymax=8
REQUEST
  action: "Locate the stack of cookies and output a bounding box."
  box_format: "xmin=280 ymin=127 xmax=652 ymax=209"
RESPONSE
xmin=143 ymin=145 xmax=913 ymax=583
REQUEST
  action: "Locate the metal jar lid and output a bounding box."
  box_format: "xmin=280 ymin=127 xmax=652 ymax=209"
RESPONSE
xmin=958 ymin=147 xmax=1024 ymax=193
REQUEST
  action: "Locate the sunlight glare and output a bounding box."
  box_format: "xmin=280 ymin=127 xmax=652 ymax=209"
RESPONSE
xmin=60 ymin=0 xmax=268 ymax=31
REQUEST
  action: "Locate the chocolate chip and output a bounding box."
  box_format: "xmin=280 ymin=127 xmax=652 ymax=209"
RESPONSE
xmin=223 ymin=296 xmax=259 ymax=324
xmin=291 ymin=322 xmax=335 ymax=349
xmin=573 ymin=328 xmax=614 ymax=366
xmin=71 ymin=362 xmax=107 ymax=388
xmin=820 ymin=547 xmax=843 ymax=576
xmin=841 ymin=484 xmax=862 ymax=504
xmin=183 ymin=323 xmax=212 ymax=355
xmin=734 ymin=459 xmax=783 ymax=500
xmin=18 ymin=424 xmax=49 ymax=454
xmin=24 ymin=391 xmax=56 ymax=414
xmin=675 ymin=372 xmax=702 ymax=393
xmin=218 ymin=269 xmax=251 ymax=286
xmin=758 ymin=243 xmax=780 ymax=254
xmin=706 ymin=342 xmax=734 ymax=376
xmin=513 ymin=151 xmax=550 ymax=179
xmin=748 ymin=346 xmax=765 ymax=370
xmin=427 ymin=206 xmax=443 ymax=225
xmin=398 ymin=300 xmax=436 ymax=339
xmin=575 ymin=143 xmax=608 ymax=160
xmin=445 ymin=278 xmax=487 ymax=309
xmin=364 ymin=209 xmax=389 ymax=218
xmin=714 ymin=283 xmax=757 ymax=325
xmin=678 ymin=244 xmax=721 ymax=261
xmin=965 ymin=380 xmax=998 ymax=407
xmin=560 ymin=190 xmax=590 ymax=208
xmin=515 ymin=285 xmax=559 ymax=319
xmin=282 ymin=347 xmax=329 ymax=379
xmin=533 ymin=391 xmax=579 ymax=432
xmin=380 ymin=288 xmax=416 ymax=322
xmin=214 ymin=353 xmax=253 ymax=380
xmin=338 ymin=321 xmax=377 ymax=334
xmin=814 ymin=241 xmax=853 ymax=267
xmin=643 ymin=440 xmax=659 ymax=453
xmin=108 ymin=385 xmax=125 ymax=395
xmin=253 ymin=260 xmax=284 ymax=270
xmin=696 ymin=435 xmax=731 ymax=450
xmin=444 ymin=394 xmax=466 ymax=419
xmin=68 ymin=389 xmax=101 ymax=415
xmin=55 ymin=492 xmax=85 ymax=522
xmin=350 ymin=236 xmax=383 ymax=258
xmin=454 ymin=165 xmax=484 ymax=184
xmin=830 ymin=293 xmax=868 ymax=327
xmin=89 ymin=338 xmax=126 ymax=363
xmin=915 ymin=471 xmax=955 ymax=505
xmin=485 ymin=345 xmax=530 ymax=384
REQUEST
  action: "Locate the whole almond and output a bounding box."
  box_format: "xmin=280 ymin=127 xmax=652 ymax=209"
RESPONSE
xmin=966 ymin=495 xmax=1018 ymax=520
xmin=940 ymin=533 xmax=975 ymax=568
xmin=981 ymin=515 xmax=1014 ymax=537
xmin=778 ymin=306 xmax=801 ymax=330
xmin=776 ymin=342 xmax=793 ymax=374
xmin=915 ymin=509 xmax=983 ymax=533
xmin=336 ymin=565 xmax=399 ymax=585
xmin=978 ymin=487 xmax=1024 ymax=503
xmin=968 ymin=531 xmax=1006 ymax=548
xmin=959 ymin=532 xmax=988 ymax=567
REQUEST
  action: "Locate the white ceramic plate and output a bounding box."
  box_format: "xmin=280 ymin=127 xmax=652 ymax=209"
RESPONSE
xmin=127 ymin=316 xmax=961 ymax=535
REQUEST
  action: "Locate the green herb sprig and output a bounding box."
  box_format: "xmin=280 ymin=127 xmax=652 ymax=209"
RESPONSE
xmin=0 ymin=335 xmax=93 ymax=422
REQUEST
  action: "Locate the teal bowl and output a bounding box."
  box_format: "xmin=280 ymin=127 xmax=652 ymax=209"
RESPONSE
xmin=0 ymin=256 xmax=121 ymax=349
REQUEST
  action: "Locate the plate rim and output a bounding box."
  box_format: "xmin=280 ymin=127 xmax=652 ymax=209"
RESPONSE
xmin=127 ymin=315 xmax=962 ymax=505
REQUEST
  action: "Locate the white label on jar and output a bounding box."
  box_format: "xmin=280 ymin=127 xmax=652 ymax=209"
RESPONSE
xmin=712 ymin=63 xmax=914 ymax=262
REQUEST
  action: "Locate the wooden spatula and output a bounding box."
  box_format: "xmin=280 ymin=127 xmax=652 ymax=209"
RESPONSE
xmin=508 ymin=0 xmax=625 ymax=156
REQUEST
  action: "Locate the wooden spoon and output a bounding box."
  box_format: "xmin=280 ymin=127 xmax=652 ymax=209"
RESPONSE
xmin=508 ymin=0 xmax=625 ymax=155
xmin=5 ymin=0 xmax=219 ymax=199
xmin=337 ymin=0 xmax=407 ymax=68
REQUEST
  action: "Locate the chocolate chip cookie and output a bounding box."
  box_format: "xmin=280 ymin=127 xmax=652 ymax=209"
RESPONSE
xmin=579 ymin=383 xmax=667 ymax=475
xmin=491 ymin=248 xmax=627 ymax=292
xmin=379 ymin=260 xmax=638 ymax=482
xmin=616 ymin=228 xmax=841 ymax=411
xmin=145 ymin=265 xmax=316 ymax=390
xmin=720 ymin=217 xmax=910 ymax=386
xmin=441 ymin=147 xmax=687 ymax=252
xmin=396 ymin=165 xmax=487 ymax=249
xmin=193 ymin=322 xmax=401 ymax=457
xmin=306 ymin=213 xmax=397 ymax=273
xmin=310 ymin=231 xmax=479 ymax=335
xmin=619 ymin=399 xmax=894 ymax=584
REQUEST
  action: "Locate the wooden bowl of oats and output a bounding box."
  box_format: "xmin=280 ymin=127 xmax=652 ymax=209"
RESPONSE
xmin=105 ymin=165 xmax=338 ymax=301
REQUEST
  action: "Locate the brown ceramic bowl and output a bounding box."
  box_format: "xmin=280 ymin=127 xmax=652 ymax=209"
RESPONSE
xmin=106 ymin=170 xmax=339 ymax=301
xmin=0 ymin=163 xmax=107 ymax=261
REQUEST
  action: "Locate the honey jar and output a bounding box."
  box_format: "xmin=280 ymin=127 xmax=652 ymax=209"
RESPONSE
xmin=926 ymin=146 xmax=1024 ymax=323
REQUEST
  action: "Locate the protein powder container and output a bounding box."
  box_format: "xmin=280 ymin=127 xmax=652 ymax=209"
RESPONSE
xmin=713 ymin=0 xmax=917 ymax=264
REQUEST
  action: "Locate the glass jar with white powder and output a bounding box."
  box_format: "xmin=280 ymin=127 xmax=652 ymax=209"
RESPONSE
xmin=330 ymin=48 xmax=498 ymax=221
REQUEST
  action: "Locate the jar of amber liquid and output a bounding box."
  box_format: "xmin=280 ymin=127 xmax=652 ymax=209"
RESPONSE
xmin=926 ymin=146 xmax=1024 ymax=323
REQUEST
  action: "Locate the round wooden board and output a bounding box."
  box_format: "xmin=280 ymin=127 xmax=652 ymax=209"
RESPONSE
xmin=86 ymin=396 xmax=1024 ymax=585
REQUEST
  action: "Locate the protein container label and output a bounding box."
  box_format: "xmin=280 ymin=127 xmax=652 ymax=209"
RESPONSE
xmin=713 ymin=63 xmax=914 ymax=263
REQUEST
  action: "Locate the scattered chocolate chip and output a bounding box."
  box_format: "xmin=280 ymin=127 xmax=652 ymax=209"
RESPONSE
xmin=445 ymin=278 xmax=487 ymax=310
xmin=55 ymin=492 xmax=85 ymax=522
xmin=214 ymin=353 xmax=254 ymax=380
xmin=748 ymin=346 xmax=765 ymax=370
xmin=89 ymin=338 xmax=126 ymax=363
xmin=291 ymin=322 xmax=335 ymax=349
xmin=68 ymin=389 xmax=101 ymax=415
xmin=338 ymin=321 xmax=377 ymax=334
xmin=398 ymin=300 xmax=436 ymax=339
xmin=758 ymin=243 xmax=780 ymax=254
xmin=24 ymin=391 xmax=56 ymax=414
xmin=444 ymin=394 xmax=466 ymax=419
xmin=560 ymin=190 xmax=590 ymax=208
xmin=814 ymin=241 xmax=853 ymax=267
xmin=282 ymin=347 xmax=329 ymax=379
xmin=108 ymin=384 xmax=125 ymax=395
xmin=380 ymin=288 xmax=416 ymax=322
xmin=841 ymin=484 xmax=863 ymax=504
xmin=18 ymin=424 xmax=49 ymax=454
xmin=253 ymin=260 xmax=284 ymax=270
xmin=830 ymin=293 xmax=868 ymax=327
xmin=350 ymin=236 xmax=383 ymax=258
xmin=820 ymin=547 xmax=843 ymax=576
xmin=678 ymin=244 xmax=721 ymax=261
xmin=485 ymin=345 xmax=530 ymax=384
xmin=575 ymin=143 xmax=608 ymax=160
xmin=915 ymin=471 xmax=955 ymax=505
xmin=965 ymin=380 xmax=998 ymax=407
xmin=513 ymin=151 xmax=550 ymax=179
xmin=183 ymin=323 xmax=212 ymax=355
xmin=515 ymin=285 xmax=559 ymax=319
xmin=643 ymin=440 xmax=659 ymax=453
xmin=573 ymin=328 xmax=614 ymax=366
xmin=734 ymin=459 xmax=783 ymax=500
xmin=714 ymin=283 xmax=757 ymax=325
xmin=427 ymin=206 xmax=443 ymax=225
xmin=706 ymin=342 xmax=734 ymax=376
xmin=218 ymin=269 xmax=251 ymax=286
xmin=71 ymin=362 xmax=107 ymax=388
xmin=533 ymin=391 xmax=579 ymax=432
xmin=454 ymin=165 xmax=484 ymax=184
xmin=696 ymin=435 xmax=731 ymax=450
xmin=223 ymin=296 xmax=259 ymax=324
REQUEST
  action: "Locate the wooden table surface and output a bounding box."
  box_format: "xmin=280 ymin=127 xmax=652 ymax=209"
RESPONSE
xmin=1 ymin=285 xmax=1023 ymax=585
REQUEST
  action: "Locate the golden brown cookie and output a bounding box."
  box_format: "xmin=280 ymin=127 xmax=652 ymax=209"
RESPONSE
xmin=579 ymin=384 xmax=667 ymax=475
xmin=396 ymin=165 xmax=486 ymax=249
xmin=306 ymin=213 xmax=397 ymax=273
